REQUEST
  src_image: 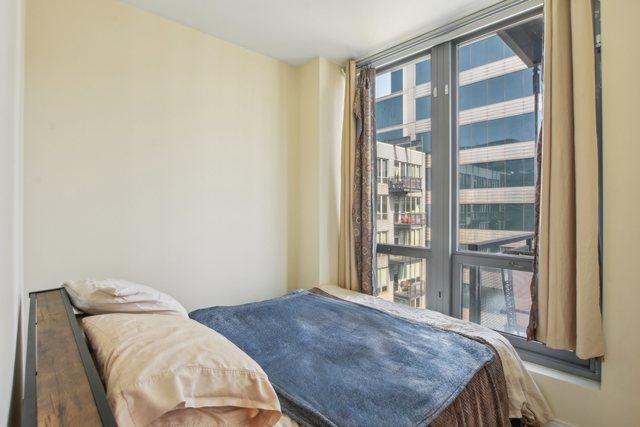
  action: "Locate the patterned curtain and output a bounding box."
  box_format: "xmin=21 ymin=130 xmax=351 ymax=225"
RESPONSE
xmin=352 ymin=67 xmax=377 ymax=295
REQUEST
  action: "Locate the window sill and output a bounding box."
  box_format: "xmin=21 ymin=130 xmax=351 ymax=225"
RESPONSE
xmin=524 ymin=361 xmax=601 ymax=390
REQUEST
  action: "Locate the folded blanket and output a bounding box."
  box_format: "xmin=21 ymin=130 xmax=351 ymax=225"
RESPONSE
xmin=190 ymin=290 xmax=505 ymax=426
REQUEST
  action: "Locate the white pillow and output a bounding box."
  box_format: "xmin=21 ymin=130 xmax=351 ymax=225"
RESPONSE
xmin=82 ymin=313 xmax=282 ymax=426
xmin=63 ymin=278 xmax=188 ymax=317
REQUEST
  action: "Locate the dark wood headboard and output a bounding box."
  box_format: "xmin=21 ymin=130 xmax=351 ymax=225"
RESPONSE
xmin=22 ymin=288 xmax=117 ymax=426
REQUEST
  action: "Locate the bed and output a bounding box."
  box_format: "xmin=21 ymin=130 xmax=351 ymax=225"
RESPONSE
xmin=23 ymin=284 xmax=553 ymax=426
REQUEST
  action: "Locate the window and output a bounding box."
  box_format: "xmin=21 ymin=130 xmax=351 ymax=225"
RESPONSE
xmin=375 ymin=69 xmax=403 ymax=97
xmin=415 ymin=59 xmax=431 ymax=86
xmin=377 ymin=195 xmax=388 ymax=220
xmin=377 ymin=231 xmax=389 ymax=244
xmin=416 ymin=96 xmax=431 ymax=120
xmin=372 ymin=10 xmax=598 ymax=379
xmin=377 ymin=267 xmax=390 ymax=292
xmin=376 ymin=96 xmax=403 ymax=128
xmin=377 ymin=129 xmax=403 ymax=142
xmin=375 ymin=54 xmax=432 ymax=311
xmin=377 ymin=158 xmax=389 ymax=183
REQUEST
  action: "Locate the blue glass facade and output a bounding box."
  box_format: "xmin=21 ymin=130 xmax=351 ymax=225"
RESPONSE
xmin=458 ymin=34 xmax=515 ymax=72
xmin=376 ymin=96 xmax=403 ymax=128
xmin=459 ymin=68 xmax=533 ymax=110
xmin=459 ymin=158 xmax=534 ymax=189
xmin=391 ymin=69 xmax=403 ymax=93
xmin=459 ymin=112 xmax=535 ymax=149
xmin=377 ymin=129 xmax=404 ymax=142
xmin=415 ymin=59 xmax=431 ymax=85
xmin=415 ymin=96 xmax=431 ymax=120
xmin=415 ymin=132 xmax=431 ymax=154
xmin=459 ymin=203 xmax=534 ymax=231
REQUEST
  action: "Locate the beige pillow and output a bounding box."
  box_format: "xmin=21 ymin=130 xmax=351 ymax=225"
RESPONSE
xmin=63 ymin=279 xmax=188 ymax=317
xmin=82 ymin=313 xmax=282 ymax=426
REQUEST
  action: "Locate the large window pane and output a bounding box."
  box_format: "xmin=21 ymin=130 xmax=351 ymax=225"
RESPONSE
xmin=461 ymin=264 xmax=532 ymax=337
xmin=455 ymin=19 xmax=542 ymax=255
xmin=375 ymin=55 xmax=432 ymax=250
xmin=377 ymin=254 xmax=428 ymax=309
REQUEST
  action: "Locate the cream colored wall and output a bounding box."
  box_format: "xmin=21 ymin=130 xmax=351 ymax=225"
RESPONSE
xmin=288 ymin=57 xmax=344 ymax=290
xmin=24 ymin=0 xmax=299 ymax=310
xmin=1 ymin=0 xmax=23 ymax=424
xmin=318 ymin=58 xmax=344 ymax=286
xmin=528 ymin=0 xmax=640 ymax=425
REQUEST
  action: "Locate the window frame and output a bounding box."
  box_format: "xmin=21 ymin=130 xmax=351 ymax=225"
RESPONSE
xmin=370 ymin=3 xmax=603 ymax=380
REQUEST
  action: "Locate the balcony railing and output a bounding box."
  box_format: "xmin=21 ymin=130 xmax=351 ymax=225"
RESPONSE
xmin=467 ymin=232 xmax=534 ymax=254
xmin=394 ymin=212 xmax=427 ymax=227
xmin=393 ymin=280 xmax=426 ymax=303
xmin=388 ymin=176 xmax=421 ymax=193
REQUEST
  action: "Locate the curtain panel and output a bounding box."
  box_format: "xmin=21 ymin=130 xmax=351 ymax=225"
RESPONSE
xmin=338 ymin=60 xmax=359 ymax=292
xmin=338 ymin=63 xmax=377 ymax=295
xmin=527 ymin=0 xmax=604 ymax=359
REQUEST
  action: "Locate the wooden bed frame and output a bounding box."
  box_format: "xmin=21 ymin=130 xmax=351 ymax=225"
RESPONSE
xmin=23 ymin=288 xmax=117 ymax=426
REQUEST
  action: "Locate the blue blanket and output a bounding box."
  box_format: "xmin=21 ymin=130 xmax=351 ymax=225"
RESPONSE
xmin=190 ymin=290 xmax=494 ymax=427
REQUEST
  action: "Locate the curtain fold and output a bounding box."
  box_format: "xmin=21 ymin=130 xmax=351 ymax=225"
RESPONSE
xmin=338 ymin=63 xmax=376 ymax=295
xmin=338 ymin=60 xmax=359 ymax=292
xmin=527 ymin=0 xmax=604 ymax=359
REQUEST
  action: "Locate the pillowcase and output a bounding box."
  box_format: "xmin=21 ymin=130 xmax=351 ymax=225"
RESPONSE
xmin=63 ymin=278 xmax=188 ymax=317
xmin=82 ymin=313 xmax=282 ymax=426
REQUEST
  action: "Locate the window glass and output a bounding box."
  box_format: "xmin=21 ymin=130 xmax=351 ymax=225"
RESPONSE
xmin=459 ymin=69 xmax=534 ymax=110
xmin=376 ymin=69 xmax=403 ymax=98
xmin=458 ymin=34 xmax=516 ymax=72
xmin=377 ymin=195 xmax=389 ymax=220
xmin=415 ymin=59 xmax=431 ymax=86
xmin=377 ymin=129 xmax=404 ymax=142
xmin=391 ymin=69 xmax=403 ymax=93
xmin=375 ymin=55 xmax=431 ymax=251
xmin=375 ymin=96 xmax=403 ymax=128
xmin=377 ymin=254 xmax=428 ymax=309
xmin=456 ymin=20 xmax=541 ymax=256
xmin=461 ymin=264 xmax=532 ymax=336
xmin=375 ymin=55 xmax=432 ymax=310
xmin=459 ymin=159 xmax=534 ymax=189
xmin=416 ymin=96 xmax=432 ymax=120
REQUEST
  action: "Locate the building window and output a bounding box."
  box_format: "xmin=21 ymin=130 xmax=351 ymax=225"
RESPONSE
xmin=415 ymin=59 xmax=431 ymax=86
xmin=375 ymin=96 xmax=403 ymax=129
xmin=459 ymin=159 xmax=535 ymax=189
xmin=377 ymin=195 xmax=388 ymax=220
xmin=416 ymin=96 xmax=432 ymax=120
xmin=459 ymin=68 xmax=534 ymax=111
xmin=377 ymin=129 xmax=403 ymax=142
xmin=377 ymin=267 xmax=389 ymax=292
xmin=375 ymin=69 xmax=403 ymax=98
xmin=377 ymin=158 xmax=389 ymax=183
xmin=377 ymin=231 xmax=389 ymax=244
xmin=459 ymin=113 xmax=535 ymax=150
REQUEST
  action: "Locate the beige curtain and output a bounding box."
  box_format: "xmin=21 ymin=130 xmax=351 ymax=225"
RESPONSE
xmin=528 ymin=0 xmax=604 ymax=359
xmin=338 ymin=60 xmax=359 ymax=292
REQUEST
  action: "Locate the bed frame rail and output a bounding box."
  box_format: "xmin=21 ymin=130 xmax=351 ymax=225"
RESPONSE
xmin=22 ymin=288 xmax=117 ymax=426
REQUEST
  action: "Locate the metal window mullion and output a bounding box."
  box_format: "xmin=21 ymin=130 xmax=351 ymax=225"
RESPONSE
xmin=428 ymin=42 xmax=452 ymax=314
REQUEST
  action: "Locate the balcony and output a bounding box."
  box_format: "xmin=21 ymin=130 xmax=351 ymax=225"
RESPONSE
xmin=388 ymin=176 xmax=421 ymax=193
xmin=393 ymin=280 xmax=426 ymax=305
xmin=394 ymin=212 xmax=427 ymax=228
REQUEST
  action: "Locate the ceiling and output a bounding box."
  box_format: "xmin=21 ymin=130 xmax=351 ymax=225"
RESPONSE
xmin=120 ymin=0 xmax=503 ymax=65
